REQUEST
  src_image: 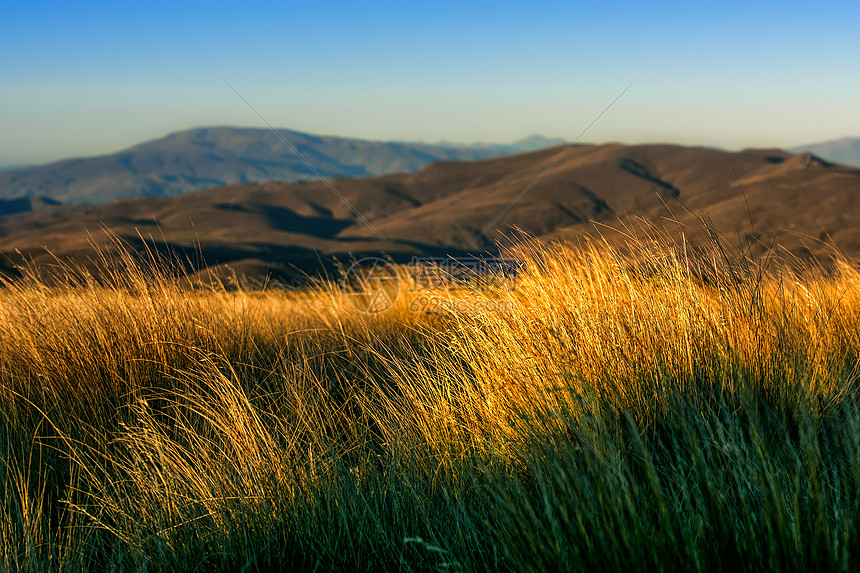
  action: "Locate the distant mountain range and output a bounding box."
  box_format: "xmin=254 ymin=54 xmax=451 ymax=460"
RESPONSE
xmin=0 ymin=127 xmax=565 ymax=205
xmin=3 ymin=143 xmax=859 ymax=283
xmin=429 ymin=135 xmax=567 ymax=152
xmin=789 ymin=137 xmax=860 ymax=168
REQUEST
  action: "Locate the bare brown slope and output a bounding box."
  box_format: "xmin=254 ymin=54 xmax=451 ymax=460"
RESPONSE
xmin=1 ymin=143 xmax=859 ymax=281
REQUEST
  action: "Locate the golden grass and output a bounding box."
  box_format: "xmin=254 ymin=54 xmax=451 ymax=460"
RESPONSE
xmin=2 ymin=233 xmax=860 ymax=571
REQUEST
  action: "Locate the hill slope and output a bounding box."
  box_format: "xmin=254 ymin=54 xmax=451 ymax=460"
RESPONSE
xmin=0 ymin=127 xmax=562 ymax=205
xmin=2 ymin=144 xmax=859 ymax=281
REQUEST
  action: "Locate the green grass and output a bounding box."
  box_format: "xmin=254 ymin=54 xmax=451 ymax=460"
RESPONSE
xmin=2 ymin=234 xmax=860 ymax=571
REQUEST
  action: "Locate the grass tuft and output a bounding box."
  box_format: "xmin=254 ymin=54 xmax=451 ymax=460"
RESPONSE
xmin=2 ymin=230 xmax=860 ymax=570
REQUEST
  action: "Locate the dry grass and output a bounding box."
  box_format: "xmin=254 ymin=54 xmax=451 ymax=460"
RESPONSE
xmin=2 ymin=232 xmax=860 ymax=571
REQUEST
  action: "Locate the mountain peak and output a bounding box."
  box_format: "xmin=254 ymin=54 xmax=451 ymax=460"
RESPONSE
xmin=510 ymin=135 xmax=567 ymax=151
xmin=0 ymin=127 xmax=561 ymax=205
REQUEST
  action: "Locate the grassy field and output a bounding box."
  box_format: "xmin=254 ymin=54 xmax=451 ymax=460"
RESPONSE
xmin=2 ymin=234 xmax=860 ymax=571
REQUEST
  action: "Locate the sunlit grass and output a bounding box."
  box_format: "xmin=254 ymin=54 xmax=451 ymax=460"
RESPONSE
xmin=2 ymin=232 xmax=860 ymax=571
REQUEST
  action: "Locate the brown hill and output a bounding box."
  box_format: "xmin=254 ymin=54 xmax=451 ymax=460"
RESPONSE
xmin=2 ymin=143 xmax=859 ymax=282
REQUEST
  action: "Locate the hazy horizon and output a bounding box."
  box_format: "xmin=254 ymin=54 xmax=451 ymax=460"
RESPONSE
xmin=0 ymin=125 xmax=572 ymax=169
xmin=3 ymin=0 xmax=859 ymax=165
xmin=0 ymin=123 xmax=856 ymax=172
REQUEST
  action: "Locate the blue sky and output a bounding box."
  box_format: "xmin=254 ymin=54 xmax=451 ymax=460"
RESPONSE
xmin=2 ymin=0 xmax=859 ymax=164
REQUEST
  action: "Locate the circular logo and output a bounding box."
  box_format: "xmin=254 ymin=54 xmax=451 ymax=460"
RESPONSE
xmin=341 ymin=257 xmax=400 ymax=313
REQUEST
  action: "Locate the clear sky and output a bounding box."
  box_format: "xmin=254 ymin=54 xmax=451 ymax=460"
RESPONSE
xmin=2 ymin=0 xmax=859 ymax=165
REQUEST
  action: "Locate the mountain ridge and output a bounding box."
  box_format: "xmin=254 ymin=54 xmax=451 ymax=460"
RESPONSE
xmin=3 ymin=142 xmax=859 ymax=283
xmin=788 ymin=137 xmax=860 ymax=168
xmin=0 ymin=127 xmax=565 ymax=205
